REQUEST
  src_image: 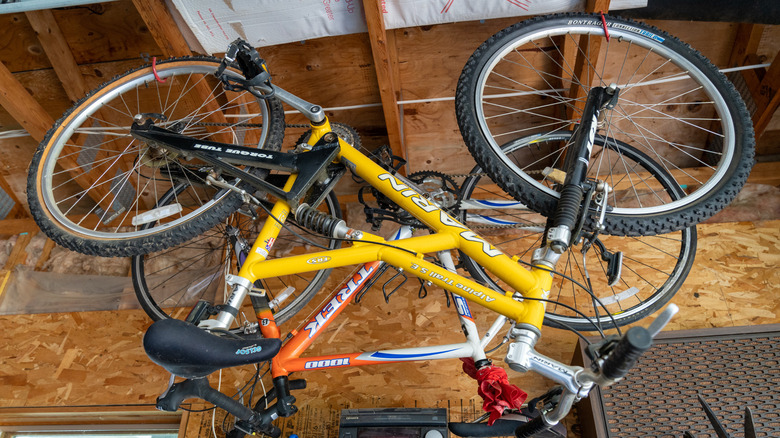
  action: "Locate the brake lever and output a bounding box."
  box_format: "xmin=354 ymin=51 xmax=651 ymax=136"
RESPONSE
xmin=512 ymin=304 xmax=680 ymax=437
xmin=647 ymin=303 xmax=679 ymax=338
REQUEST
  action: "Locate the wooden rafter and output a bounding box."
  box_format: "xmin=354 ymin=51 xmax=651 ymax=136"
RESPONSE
xmin=0 ymin=61 xmax=55 ymax=143
xmin=751 ymin=56 xmax=780 ymax=140
xmin=564 ymin=0 xmax=611 ymax=122
xmin=132 ymin=0 xmax=191 ymax=58
xmin=724 ymin=23 xmax=779 ymax=142
xmin=2 ymin=230 xmax=37 ymax=271
xmin=25 ymin=9 xmax=90 ymax=102
xmin=728 ymin=23 xmax=764 ymax=70
xmin=0 ymin=218 xmax=40 ymax=236
xmin=362 ymin=0 xmax=407 ymax=171
xmin=0 ymin=173 xmax=27 ymax=219
xmin=133 ymin=0 xmax=249 ymax=145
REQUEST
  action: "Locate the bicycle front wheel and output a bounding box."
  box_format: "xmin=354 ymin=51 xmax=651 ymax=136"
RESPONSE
xmin=28 ymin=57 xmax=285 ymax=257
xmin=459 ymin=132 xmax=696 ymax=330
xmin=457 ymin=13 xmax=754 ymax=236
xmin=132 ymin=189 xmax=342 ymax=326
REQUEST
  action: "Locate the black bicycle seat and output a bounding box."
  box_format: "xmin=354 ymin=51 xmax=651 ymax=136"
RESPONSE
xmin=143 ymin=318 xmax=281 ymax=379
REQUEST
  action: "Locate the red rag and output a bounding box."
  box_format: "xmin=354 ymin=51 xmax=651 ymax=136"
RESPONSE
xmin=460 ymin=358 xmax=528 ymax=425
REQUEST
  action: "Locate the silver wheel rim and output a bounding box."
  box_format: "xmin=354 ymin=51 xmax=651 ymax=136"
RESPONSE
xmin=40 ymin=62 xmax=272 ymax=240
xmin=474 ymin=23 xmax=735 ymax=216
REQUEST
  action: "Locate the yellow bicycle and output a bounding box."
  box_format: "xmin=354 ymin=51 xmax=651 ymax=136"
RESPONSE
xmin=26 ymin=13 xmax=754 ymax=437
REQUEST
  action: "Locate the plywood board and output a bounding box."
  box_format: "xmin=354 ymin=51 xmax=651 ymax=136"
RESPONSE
xmin=0 ymin=219 xmax=777 ymax=427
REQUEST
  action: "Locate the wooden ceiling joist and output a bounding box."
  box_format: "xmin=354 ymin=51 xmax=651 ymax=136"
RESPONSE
xmin=0 ymin=61 xmax=55 ymax=143
xmin=132 ymin=0 xmax=192 ymax=58
xmin=2 ymin=229 xmax=37 ymax=271
xmin=726 ymin=23 xmax=779 ymax=142
xmin=25 ymin=9 xmax=90 ymax=102
xmin=728 ymin=23 xmax=764 ymax=70
xmin=362 ymin=0 xmax=407 ymax=171
xmin=565 ymin=0 xmax=611 ymax=122
xmin=751 ymin=56 xmax=780 ymax=140
xmin=0 ymin=173 xmax=27 ymax=219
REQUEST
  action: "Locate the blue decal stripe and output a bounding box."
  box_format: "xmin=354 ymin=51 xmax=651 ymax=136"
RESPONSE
xmin=477 ymin=215 xmax=518 ymax=225
xmin=369 ymin=348 xmax=459 ymax=359
xmin=474 ymin=200 xmax=523 ymax=208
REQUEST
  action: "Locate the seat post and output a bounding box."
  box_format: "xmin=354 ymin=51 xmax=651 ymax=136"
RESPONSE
xmin=272 ymin=375 xmax=298 ymax=417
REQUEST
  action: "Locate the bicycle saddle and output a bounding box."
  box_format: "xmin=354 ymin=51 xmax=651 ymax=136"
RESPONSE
xmin=143 ymin=319 xmax=281 ymax=379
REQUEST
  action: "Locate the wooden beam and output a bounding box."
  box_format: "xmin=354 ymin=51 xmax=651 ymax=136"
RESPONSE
xmin=3 ymin=230 xmax=37 ymax=271
xmin=0 ymin=173 xmax=27 ymax=219
xmin=585 ymin=0 xmax=611 ymax=13
xmin=0 ymin=218 xmax=40 ymax=236
xmin=751 ymin=56 xmax=780 ymax=139
xmin=132 ymin=0 xmax=242 ymax=145
xmin=25 ymin=9 xmax=90 ymax=102
xmin=728 ymin=23 xmax=764 ymax=69
xmin=132 ymin=0 xmax=192 ymax=58
xmin=362 ymin=0 xmax=407 ymax=171
xmin=565 ymin=0 xmax=611 ymax=122
xmin=0 ymin=61 xmax=55 ymax=143
xmin=34 ymin=238 xmax=56 ymax=271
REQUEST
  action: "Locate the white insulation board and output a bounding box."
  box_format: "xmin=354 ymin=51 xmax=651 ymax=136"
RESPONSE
xmin=171 ymin=0 xmax=648 ymax=54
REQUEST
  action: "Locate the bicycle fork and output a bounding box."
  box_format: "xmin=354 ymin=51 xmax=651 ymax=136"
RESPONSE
xmin=546 ymin=85 xmax=618 ymax=255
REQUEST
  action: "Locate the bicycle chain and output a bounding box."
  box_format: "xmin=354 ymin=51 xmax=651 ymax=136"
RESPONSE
xmin=445 ymin=169 xmax=544 ymax=178
xmin=192 ymin=122 xmax=312 ymax=128
xmin=438 ymin=170 xmax=546 ymax=230
xmin=404 ymin=170 xmax=547 ymax=230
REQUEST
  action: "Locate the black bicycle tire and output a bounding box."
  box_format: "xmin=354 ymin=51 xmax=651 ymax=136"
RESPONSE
xmin=459 ymin=134 xmax=697 ymax=330
xmin=456 ymin=13 xmax=754 ymax=236
xmin=132 ymin=189 xmax=342 ymax=325
xmin=27 ymin=56 xmax=286 ymax=257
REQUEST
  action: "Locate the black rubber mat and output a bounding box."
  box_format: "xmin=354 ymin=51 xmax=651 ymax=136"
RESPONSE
xmin=575 ymin=324 xmax=780 ymax=437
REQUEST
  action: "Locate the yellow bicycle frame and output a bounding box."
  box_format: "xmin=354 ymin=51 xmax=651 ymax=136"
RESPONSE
xmin=232 ymin=117 xmax=554 ymax=365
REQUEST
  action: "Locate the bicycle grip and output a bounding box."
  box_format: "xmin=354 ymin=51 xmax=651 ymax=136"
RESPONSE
xmin=601 ymin=326 xmax=653 ymax=380
xmin=513 ymin=415 xmax=550 ymax=438
xmin=157 ymin=378 xmax=255 ymax=422
xmin=156 ymin=379 xmax=200 ymax=412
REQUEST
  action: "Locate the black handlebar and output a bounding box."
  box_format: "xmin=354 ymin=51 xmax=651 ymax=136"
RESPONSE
xmin=514 ymin=415 xmax=550 ymax=438
xmin=157 ymin=377 xmax=256 ymax=420
xmin=514 ymin=326 xmax=652 ymax=437
xmin=601 ymin=326 xmax=653 ymax=380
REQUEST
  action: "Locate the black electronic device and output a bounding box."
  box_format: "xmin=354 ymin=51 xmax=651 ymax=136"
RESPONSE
xmin=338 ymin=407 xmax=448 ymax=438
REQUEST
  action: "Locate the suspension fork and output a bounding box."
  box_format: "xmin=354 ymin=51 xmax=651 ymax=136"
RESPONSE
xmin=198 ymin=175 xmax=299 ymax=332
xmin=546 ymin=86 xmax=615 ymax=254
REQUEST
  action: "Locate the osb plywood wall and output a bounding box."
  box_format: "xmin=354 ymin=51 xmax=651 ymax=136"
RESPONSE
xmin=1 ymin=219 xmax=778 ymax=412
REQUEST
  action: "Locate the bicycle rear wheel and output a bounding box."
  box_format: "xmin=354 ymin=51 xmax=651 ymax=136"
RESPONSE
xmin=456 ymin=13 xmax=754 ymax=236
xmin=28 ymin=57 xmax=285 ymax=257
xmin=459 ymin=132 xmax=696 ymax=330
xmin=132 ymin=188 xmax=341 ymax=326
